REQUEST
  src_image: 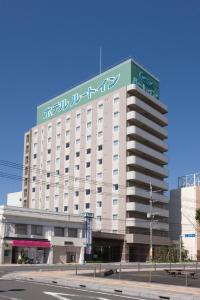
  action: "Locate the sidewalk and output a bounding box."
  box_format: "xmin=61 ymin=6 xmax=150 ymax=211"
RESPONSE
xmin=3 ymin=269 xmax=200 ymax=300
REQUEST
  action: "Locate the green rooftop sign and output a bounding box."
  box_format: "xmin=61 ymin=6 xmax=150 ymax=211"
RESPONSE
xmin=37 ymin=59 xmax=159 ymax=125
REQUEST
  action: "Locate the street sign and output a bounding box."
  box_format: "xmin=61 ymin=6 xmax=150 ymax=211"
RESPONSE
xmin=183 ymin=233 xmax=196 ymax=238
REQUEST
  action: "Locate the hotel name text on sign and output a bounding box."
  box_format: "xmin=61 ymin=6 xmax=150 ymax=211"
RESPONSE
xmin=37 ymin=60 xmax=159 ymax=125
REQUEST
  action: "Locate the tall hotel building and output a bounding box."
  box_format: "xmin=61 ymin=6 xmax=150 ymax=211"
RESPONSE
xmin=22 ymin=59 xmax=169 ymax=261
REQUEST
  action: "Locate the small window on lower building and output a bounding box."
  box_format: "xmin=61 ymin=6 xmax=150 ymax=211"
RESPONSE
xmin=74 ymin=204 xmax=79 ymax=210
xmin=113 ymin=214 xmax=118 ymax=220
xmin=85 ymin=189 xmax=90 ymax=195
xmin=64 ymin=206 xmax=68 ymax=212
xmin=68 ymin=228 xmax=78 ymax=238
xmin=31 ymin=225 xmax=43 ymax=236
xmin=54 ymin=207 xmax=59 ymax=212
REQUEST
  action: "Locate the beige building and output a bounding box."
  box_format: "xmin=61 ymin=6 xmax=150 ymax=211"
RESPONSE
xmin=0 ymin=205 xmax=84 ymax=264
xmin=170 ymin=173 xmax=200 ymax=260
xmin=22 ymin=59 xmax=169 ymax=261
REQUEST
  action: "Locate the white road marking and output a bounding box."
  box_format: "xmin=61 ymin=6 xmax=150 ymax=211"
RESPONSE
xmin=44 ymin=291 xmax=111 ymax=299
xmin=43 ymin=292 xmax=71 ymax=300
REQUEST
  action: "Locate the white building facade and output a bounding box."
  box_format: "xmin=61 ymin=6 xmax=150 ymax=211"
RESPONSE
xmin=22 ymin=59 xmax=169 ymax=261
xmin=7 ymin=191 xmax=23 ymax=207
xmin=170 ymin=173 xmax=200 ymax=260
xmin=0 ymin=206 xmax=85 ymax=264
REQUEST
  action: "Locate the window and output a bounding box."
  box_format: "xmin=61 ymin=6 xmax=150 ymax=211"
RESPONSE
xmin=31 ymin=225 xmax=43 ymax=236
xmin=85 ymin=189 xmax=90 ymax=195
xmin=4 ymin=250 xmax=10 ymax=257
xmin=98 ymin=103 xmax=103 ymax=110
xmin=64 ymin=192 xmax=68 ymax=199
xmin=48 ymin=137 xmax=51 ymax=143
xmin=97 ymin=172 xmax=102 ymax=179
xmin=114 ymin=111 xmax=119 ymax=118
xmin=75 ymin=164 xmax=79 ymax=170
xmin=68 ymin=228 xmax=78 ymax=238
xmin=66 ymin=117 xmax=70 ymax=124
xmin=56 ymin=134 xmax=61 ymax=140
xmin=97 ymin=216 xmax=101 ymax=221
xmin=56 ymin=158 xmax=60 ymax=164
xmin=15 ymin=224 xmax=27 ymax=235
xmin=75 ymin=191 xmax=79 ymax=197
xmin=113 ymin=140 xmax=119 ymax=146
xmin=76 ymin=113 xmax=81 ymax=119
xmin=113 ymin=97 xmax=120 ymax=104
xmin=65 ymin=155 xmax=69 ymax=160
xmin=33 ymin=154 xmax=37 ymax=159
xmin=87 ymin=135 xmax=91 ymax=141
xmin=56 ymin=170 xmax=60 ymax=175
xmin=65 ymin=167 xmax=69 ymax=173
xmin=97 ymin=201 xmax=102 ymax=207
xmin=98 ymin=159 xmax=102 ymax=165
xmin=76 ymin=138 xmax=80 ymax=144
xmin=113 ymin=169 xmax=119 ymax=175
xmin=86 ymin=148 xmax=91 ymax=154
xmin=97 ymin=187 xmax=102 ymax=193
xmin=74 ymin=204 xmax=79 ymax=210
xmin=46 ymin=184 xmax=50 ymax=190
xmin=113 ymin=154 xmax=119 ymax=160
xmin=66 ymin=130 xmax=70 ymax=137
xmin=98 ymin=131 xmax=103 ymax=138
xmin=57 ymin=121 xmax=61 ymax=127
xmin=56 ymin=145 xmax=60 ymax=151
xmin=85 ymin=203 xmax=90 ymax=209
xmin=114 ymin=125 xmax=119 ymax=132
xmin=87 ymin=122 xmax=92 ymax=128
xmin=113 ymin=199 xmax=118 ymax=205
xmin=113 ymin=214 xmax=118 ymax=220
xmin=87 ymin=108 xmax=92 ymax=115
xmin=76 ymin=126 xmax=80 ymax=132
xmin=86 ymin=162 xmax=90 ymax=168
xmin=113 ymin=184 xmax=118 ymax=191
xmin=54 ymin=227 xmax=64 ymax=237
xmin=98 ymin=145 xmax=103 ymax=151
xmin=33 ymin=176 xmax=36 ymax=181
xmin=86 ymin=175 xmax=90 ymax=181
xmin=47 ymin=160 xmax=51 ymax=167
xmin=48 ymin=125 xmax=52 ymax=131
xmin=64 ymin=206 xmax=68 ymax=212
xmin=47 ymin=172 xmax=50 ymax=178
xmin=66 ymin=142 xmax=70 ymax=148
xmin=98 ymin=117 xmax=103 ymax=124
xmin=76 ymin=152 xmax=80 ymax=157
xmin=32 ymin=187 xmax=35 ymax=192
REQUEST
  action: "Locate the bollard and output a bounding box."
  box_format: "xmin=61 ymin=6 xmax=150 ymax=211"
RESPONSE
xmin=138 ymin=263 xmax=140 ymax=272
xmin=149 ymin=271 xmax=152 ymax=282
xmin=119 ymin=263 xmax=121 ymax=280
xmin=185 ymin=272 xmax=188 ymax=287
xmin=99 ymin=264 xmax=102 ymax=276
xmin=75 ymin=266 xmax=78 ymax=275
xmin=154 ymin=263 xmax=156 ymax=271
xmin=196 ymin=261 xmax=198 ymax=272
xmin=94 ymin=267 xmax=96 ymax=278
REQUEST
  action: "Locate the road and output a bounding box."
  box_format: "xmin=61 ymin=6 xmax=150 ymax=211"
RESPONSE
xmin=0 ymin=279 xmax=148 ymax=300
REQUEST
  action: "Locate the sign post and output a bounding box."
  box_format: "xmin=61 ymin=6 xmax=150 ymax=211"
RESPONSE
xmin=84 ymin=212 xmax=94 ymax=263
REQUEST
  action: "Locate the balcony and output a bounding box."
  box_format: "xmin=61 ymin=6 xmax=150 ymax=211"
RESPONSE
xmin=127 ymin=126 xmax=168 ymax=152
xmin=127 ymin=140 xmax=168 ymax=165
xmin=126 ymin=202 xmax=169 ymax=218
xmin=127 ymin=111 xmax=167 ymax=139
xmin=126 ymin=233 xmax=169 ymax=245
xmin=126 ymin=218 xmax=169 ymax=231
xmin=126 ymin=186 xmax=169 ymax=204
xmin=127 ymin=96 xmax=168 ymax=126
xmin=127 ymin=155 xmax=168 ymax=178
xmin=127 ymin=171 xmax=168 ymax=191
xmin=127 ymin=84 xmax=168 ymax=114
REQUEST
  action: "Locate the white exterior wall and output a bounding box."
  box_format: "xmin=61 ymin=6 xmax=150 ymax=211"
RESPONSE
xmin=7 ymin=191 xmax=22 ymax=207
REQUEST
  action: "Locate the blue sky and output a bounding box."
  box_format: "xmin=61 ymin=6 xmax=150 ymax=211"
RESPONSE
xmin=0 ymin=0 xmax=200 ymax=204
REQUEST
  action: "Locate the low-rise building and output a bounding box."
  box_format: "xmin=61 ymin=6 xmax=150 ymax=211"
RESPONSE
xmin=7 ymin=191 xmax=22 ymax=207
xmin=0 ymin=206 xmax=85 ymax=264
xmin=169 ymin=173 xmax=200 ymax=260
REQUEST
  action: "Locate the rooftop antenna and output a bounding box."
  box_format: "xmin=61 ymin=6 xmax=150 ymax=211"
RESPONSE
xmin=100 ymin=46 xmax=102 ymax=74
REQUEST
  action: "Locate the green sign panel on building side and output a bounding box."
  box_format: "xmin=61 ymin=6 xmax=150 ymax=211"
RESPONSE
xmin=37 ymin=59 xmax=159 ymax=125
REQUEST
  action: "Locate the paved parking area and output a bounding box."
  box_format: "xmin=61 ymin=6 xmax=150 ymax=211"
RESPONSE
xmin=84 ymin=268 xmax=200 ymax=288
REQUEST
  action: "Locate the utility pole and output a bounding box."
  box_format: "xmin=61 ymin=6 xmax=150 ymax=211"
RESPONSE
xmin=149 ymin=182 xmax=153 ymax=262
xmin=179 ymin=235 xmax=182 ymax=262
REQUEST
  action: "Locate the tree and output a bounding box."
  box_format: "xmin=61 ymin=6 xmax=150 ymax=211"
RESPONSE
xmin=195 ymin=208 xmax=200 ymax=224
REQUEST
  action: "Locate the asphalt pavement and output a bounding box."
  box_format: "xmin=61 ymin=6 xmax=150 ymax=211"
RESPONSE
xmin=0 ymin=279 xmax=149 ymax=300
